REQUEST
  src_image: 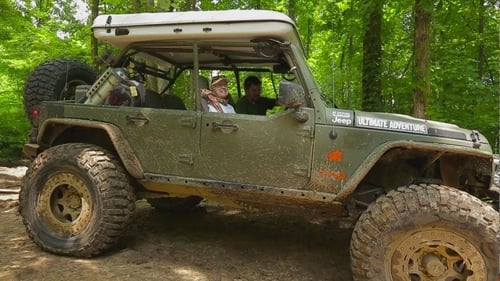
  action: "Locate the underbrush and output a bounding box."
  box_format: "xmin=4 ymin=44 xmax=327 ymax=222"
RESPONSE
xmin=0 ymin=93 xmax=30 ymax=161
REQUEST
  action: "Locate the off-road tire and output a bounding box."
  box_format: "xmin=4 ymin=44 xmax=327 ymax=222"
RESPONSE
xmin=23 ymin=59 xmax=98 ymax=126
xmin=147 ymin=196 xmax=202 ymax=212
xmin=350 ymin=184 xmax=499 ymax=281
xmin=19 ymin=143 xmax=136 ymax=257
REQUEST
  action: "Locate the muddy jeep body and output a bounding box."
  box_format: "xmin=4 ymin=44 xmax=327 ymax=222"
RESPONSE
xmin=21 ymin=10 xmax=499 ymax=280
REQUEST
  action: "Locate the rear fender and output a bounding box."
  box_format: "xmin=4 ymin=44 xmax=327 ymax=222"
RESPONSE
xmin=37 ymin=118 xmax=144 ymax=179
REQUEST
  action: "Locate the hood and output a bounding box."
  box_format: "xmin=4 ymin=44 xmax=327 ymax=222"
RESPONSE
xmin=327 ymin=108 xmax=490 ymax=145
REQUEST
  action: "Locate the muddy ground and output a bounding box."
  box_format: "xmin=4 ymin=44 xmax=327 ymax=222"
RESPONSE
xmin=0 ymin=164 xmax=353 ymax=281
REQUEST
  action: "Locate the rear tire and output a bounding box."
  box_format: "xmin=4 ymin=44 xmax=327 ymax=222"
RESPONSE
xmin=19 ymin=143 xmax=136 ymax=257
xmin=23 ymin=59 xmax=97 ymax=126
xmin=350 ymin=184 xmax=499 ymax=281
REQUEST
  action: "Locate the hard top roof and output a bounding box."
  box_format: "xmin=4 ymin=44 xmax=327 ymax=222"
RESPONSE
xmin=92 ymin=10 xmax=305 ymax=54
xmin=92 ymin=9 xmax=296 ymax=27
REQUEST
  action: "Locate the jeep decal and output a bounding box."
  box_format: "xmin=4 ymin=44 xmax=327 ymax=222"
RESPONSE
xmin=332 ymin=110 xmax=353 ymax=126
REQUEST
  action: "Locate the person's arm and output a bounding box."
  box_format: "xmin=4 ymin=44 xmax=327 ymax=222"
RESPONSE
xmin=235 ymin=98 xmax=247 ymax=114
xmin=265 ymin=97 xmax=278 ymax=109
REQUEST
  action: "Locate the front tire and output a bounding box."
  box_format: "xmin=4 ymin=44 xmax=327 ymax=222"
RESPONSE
xmin=350 ymin=184 xmax=499 ymax=281
xmin=19 ymin=143 xmax=136 ymax=257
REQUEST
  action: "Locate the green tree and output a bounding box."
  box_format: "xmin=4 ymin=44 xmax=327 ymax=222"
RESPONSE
xmin=426 ymin=0 xmax=499 ymax=146
xmin=0 ymin=0 xmax=33 ymax=158
xmin=0 ymin=0 xmax=498 ymax=159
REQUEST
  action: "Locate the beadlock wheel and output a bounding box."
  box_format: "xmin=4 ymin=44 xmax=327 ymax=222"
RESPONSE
xmin=350 ymin=184 xmax=499 ymax=281
xmin=19 ymin=143 xmax=136 ymax=257
xmin=388 ymin=229 xmax=486 ymax=280
xmin=38 ymin=172 xmax=92 ymax=237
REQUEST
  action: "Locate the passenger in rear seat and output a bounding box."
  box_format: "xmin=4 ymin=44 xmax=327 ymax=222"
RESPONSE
xmin=200 ymin=75 xmax=236 ymax=113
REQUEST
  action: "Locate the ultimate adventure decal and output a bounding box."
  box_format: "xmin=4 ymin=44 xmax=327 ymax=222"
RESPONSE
xmin=355 ymin=116 xmax=428 ymax=135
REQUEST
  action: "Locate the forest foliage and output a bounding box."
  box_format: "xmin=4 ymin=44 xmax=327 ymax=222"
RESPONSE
xmin=0 ymin=0 xmax=499 ymax=159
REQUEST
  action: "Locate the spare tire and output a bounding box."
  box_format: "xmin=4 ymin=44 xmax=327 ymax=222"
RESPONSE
xmin=23 ymin=59 xmax=98 ymax=126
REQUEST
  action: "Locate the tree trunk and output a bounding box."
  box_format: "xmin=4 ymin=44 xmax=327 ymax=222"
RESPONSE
xmin=361 ymin=1 xmax=383 ymax=112
xmin=254 ymin=0 xmax=261 ymax=9
xmin=287 ymin=0 xmax=295 ymax=21
xmin=412 ymin=0 xmax=431 ymax=118
xmin=347 ymin=35 xmax=353 ymax=107
xmin=90 ymin=0 xmax=99 ymax=70
xmin=477 ymin=0 xmax=485 ymax=79
xmin=185 ymin=0 xmax=197 ymax=11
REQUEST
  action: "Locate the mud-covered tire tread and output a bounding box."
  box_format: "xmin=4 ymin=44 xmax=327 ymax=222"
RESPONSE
xmin=147 ymin=196 xmax=202 ymax=212
xmin=19 ymin=143 xmax=136 ymax=257
xmin=350 ymin=184 xmax=499 ymax=280
xmin=23 ymin=59 xmax=97 ymax=126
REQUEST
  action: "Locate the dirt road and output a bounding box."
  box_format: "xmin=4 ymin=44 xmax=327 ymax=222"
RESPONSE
xmin=0 ymin=165 xmax=353 ymax=281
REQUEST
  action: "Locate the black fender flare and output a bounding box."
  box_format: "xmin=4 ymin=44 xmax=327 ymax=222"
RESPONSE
xmin=38 ymin=118 xmax=144 ymax=179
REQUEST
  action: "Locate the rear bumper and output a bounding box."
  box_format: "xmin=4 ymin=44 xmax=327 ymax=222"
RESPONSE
xmin=23 ymin=143 xmax=40 ymax=159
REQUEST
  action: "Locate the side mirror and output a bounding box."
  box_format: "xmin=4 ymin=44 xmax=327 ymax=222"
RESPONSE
xmin=277 ymin=81 xmax=306 ymax=108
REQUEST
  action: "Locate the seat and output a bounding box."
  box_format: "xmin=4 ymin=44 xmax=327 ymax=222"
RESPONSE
xmin=144 ymin=90 xmax=166 ymax=108
xmin=163 ymin=94 xmax=187 ymax=110
xmin=198 ymin=76 xmax=210 ymax=112
xmin=144 ymin=89 xmax=187 ymax=110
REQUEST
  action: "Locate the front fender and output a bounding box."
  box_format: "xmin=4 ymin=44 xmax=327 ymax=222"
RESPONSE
xmin=335 ymin=140 xmax=493 ymax=201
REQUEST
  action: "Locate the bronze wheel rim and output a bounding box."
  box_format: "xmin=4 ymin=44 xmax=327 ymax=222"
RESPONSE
xmin=38 ymin=172 xmax=92 ymax=237
xmin=388 ymin=229 xmax=487 ymax=281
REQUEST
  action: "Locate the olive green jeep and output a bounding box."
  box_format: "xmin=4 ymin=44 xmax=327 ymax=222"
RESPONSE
xmin=19 ymin=10 xmax=499 ymax=281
